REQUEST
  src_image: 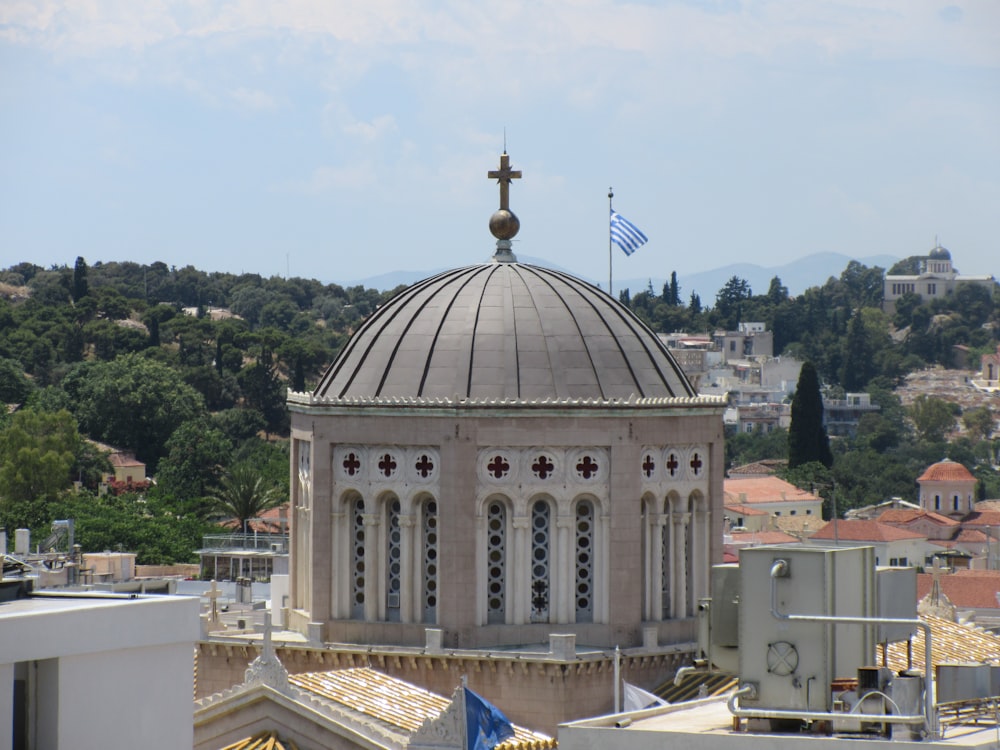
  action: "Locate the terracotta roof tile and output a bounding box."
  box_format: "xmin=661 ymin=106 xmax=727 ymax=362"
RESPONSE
xmin=775 ymin=516 xmax=828 ymax=535
xmin=808 ymin=520 xmax=926 ymax=542
xmin=917 ymin=459 xmax=976 ymax=483
xmin=107 ymin=453 xmax=144 ymax=468
xmin=955 ymin=528 xmax=988 ymax=543
xmin=878 ymin=509 xmax=958 ymax=527
xmin=963 ymin=510 xmax=1000 ymax=527
xmin=723 ymin=504 xmax=769 ymax=516
xmin=917 ymin=571 xmax=1000 ymax=609
xmin=730 ymin=530 xmax=799 ymax=545
xmin=723 ymin=476 xmax=821 ymax=505
xmin=727 ymin=459 xmax=787 ymax=477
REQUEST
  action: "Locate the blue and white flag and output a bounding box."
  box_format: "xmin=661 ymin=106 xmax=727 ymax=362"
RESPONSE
xmin=610 ymin=209 xmax=648 ymax=256
xmin=465 ymin=687 xmax=516 ymax=750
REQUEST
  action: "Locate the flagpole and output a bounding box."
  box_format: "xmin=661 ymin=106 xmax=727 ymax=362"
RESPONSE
xmin=608 ymin=188 xmax=614 ymax=296
xmin=461 ymin=675 xmax=469 ymax=750
xmin=614 ymin=644 xmax=621 ymax=713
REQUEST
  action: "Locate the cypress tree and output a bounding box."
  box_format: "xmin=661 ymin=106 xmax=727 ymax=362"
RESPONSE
xmin=788 ymin=361 xmax=833 ymax=469
xmin=72 ymin=256 xmax=89 ymax=302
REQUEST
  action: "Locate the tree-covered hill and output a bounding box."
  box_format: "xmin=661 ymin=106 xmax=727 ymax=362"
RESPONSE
xmin=0 ymin=256 xmax=997 ymax=560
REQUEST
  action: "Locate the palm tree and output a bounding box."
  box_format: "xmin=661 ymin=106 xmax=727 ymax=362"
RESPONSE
xmin=208 ymin=463 xmax=284 ymax=535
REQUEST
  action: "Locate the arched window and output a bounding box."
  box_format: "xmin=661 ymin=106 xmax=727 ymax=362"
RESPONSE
xmin=530 ymin=500 xmax=551 ymax=623
xmin=422 ymin=499 xmax=438 ymax=623
xmin=486 ymin=501 xmax=507 ymax=624
xmin=575 ymin=500 xmax=594 ymax=623
xmin=351 ymin=497 xmax=365 ymax=619
xmin=385 ymin=498 xmax=401 ymax=621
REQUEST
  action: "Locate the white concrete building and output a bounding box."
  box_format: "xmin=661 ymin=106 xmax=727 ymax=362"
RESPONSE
xmin=0 ymin=590 xmax=199 ymax=750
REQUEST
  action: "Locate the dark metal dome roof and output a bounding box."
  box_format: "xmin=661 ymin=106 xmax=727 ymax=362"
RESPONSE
xmin=928 ymin=245 xmax=951 ymax=260
xmin=313 ymin=263 xmax=695 ymax=402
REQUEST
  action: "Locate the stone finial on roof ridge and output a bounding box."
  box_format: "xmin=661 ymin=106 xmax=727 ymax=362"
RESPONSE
xmin=409 ymin=684 xmax=465 ymax=750
xmin=244 ymin=613 xmax=290 ymax=693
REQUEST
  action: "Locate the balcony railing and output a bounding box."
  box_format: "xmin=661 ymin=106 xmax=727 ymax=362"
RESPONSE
xmin=200 ymin=533 xmax=288 ymax=553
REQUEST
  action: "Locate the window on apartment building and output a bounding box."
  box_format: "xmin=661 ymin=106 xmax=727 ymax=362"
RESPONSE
xmin=790 ymin=510 xmax=796 ymax=516
xmin=806 ymin=509 xmax=812 ymax=515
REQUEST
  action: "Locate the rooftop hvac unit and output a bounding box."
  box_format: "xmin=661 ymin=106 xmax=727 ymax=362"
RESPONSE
xmin=698 ymin=564 xmax=741 ymax=674
xmin=738 ymin=544 xmax=876 ymax=714
xmin=270 ymin=543 xmax=283 ymax=553
xmin=875 ymin=566 xmax=917 ymax=643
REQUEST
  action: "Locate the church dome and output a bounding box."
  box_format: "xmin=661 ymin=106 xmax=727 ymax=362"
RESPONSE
xmin=313 ymin=262 xmax=695 ymax=402
xmin=917 ymin=459 xmax=975 ymax=483
xmin=928 ymin=245 xmax=951 ymax=260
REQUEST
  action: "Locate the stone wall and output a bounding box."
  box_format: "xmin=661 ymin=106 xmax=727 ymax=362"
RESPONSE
xmin=196 ymin=640 xmax=693 ymax=736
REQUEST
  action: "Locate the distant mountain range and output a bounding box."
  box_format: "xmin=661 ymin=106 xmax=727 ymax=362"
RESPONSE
xmin=339 ymin=252 xmax=900 ymax=300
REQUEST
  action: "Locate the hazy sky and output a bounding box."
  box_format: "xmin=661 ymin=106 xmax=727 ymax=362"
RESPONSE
xmin=2 ymin=1 xmax=998 ymax=287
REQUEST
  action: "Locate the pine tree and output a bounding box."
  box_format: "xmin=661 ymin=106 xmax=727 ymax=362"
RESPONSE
xmin=788 ymin=361 xmax=833 ymax=469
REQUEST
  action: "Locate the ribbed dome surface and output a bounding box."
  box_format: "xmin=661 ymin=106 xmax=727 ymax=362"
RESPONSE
xmin=918 ymin=459 xmax=975 ymax=483
xmin=314 ymin=263 xmax=695 ymax=401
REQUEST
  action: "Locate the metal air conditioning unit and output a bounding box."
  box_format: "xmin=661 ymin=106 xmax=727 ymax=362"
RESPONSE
xmin=738 ymin=544 xmax=877 ymax=714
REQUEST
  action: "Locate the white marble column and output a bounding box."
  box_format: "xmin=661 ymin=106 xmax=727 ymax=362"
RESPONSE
xmin=677 ymin=512 xmax=691 ymax=619
xmin=696 ymin=503 xmax=710 ymax=603
xmin=511 ymin=515 xmax=529 ymax=625
xmin=596 ymin=511 xmax=611 ymax=624
xmin=398 ymin=513 xmax=416 ymax=623
xmin=362 ymin=513 xmax=380 ymax=622
xmin=556 ymin=516 xmax=573 ymax=623
xmin=330 ymin=510 xmax=345 ymax=618
xmin=650 ymin=514 xmax=665 ymax=622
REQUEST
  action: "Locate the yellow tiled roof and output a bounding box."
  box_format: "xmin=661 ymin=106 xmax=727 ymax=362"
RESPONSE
xmin=290 ymin=668 xmax=448 ymax=732
xmin=219 ymin=731 xmax=299 ymax=750
xmin=653 ymin=671 xmax=738 ymax=703
xmin=885 ymin=614 xmax=1000 ymax=672
xmin=289 ymin=668 xmax=555 ymax=749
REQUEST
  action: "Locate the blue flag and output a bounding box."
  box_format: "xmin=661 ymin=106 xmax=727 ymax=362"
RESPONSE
xmin=465 ymin=687 xmax=516 ymax=750
xmin=610 ymin=209 xmax=648 ymax=256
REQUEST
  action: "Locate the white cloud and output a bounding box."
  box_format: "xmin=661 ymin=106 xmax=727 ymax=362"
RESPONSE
xmin=3 ymin=1 xmax=996 ymax=69
xmin=230 ymin=86 xmax=277 ymax=110
xmin=281 ymin=162 xmax=378 ymax=193
xmin=343 ymin=114 xmax=396 ymax=142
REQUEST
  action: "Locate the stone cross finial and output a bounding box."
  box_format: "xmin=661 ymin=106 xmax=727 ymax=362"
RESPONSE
xmin=488 ymin=152 xmax=521 ymax=211
xmin=245 ymin=612 xmax=290 ymax=691
xmin=204 ymin=579 xmax=223 ymax=625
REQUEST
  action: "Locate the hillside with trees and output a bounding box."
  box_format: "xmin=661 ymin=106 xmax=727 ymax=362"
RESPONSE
xmin=0 ymin=258 xmax=405 ymax=562
xmin=617 ymin=259 xmax=1000 ymax=512
xmin=0 ymin=256 xmax=997 ymax=561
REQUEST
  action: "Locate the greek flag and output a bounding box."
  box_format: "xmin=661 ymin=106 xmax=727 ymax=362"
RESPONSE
xmin=465 ymin=687 xmax=516 ymax=750
xmin=610 ymin=210 xmax=648 ymax=256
